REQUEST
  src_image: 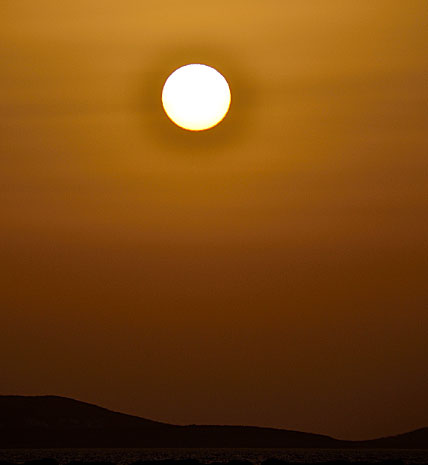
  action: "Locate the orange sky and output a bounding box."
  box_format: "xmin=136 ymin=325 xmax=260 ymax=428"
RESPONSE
xmin=1 ymin=0 xmax=427 ymax=440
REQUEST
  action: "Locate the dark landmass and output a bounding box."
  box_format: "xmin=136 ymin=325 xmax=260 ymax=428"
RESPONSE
xmin=353 ymin=427 xmax=428 ymax=448
xmin=0 ymin=396 xmax=426 ymax=448
xmin=0 ymin=459 xmax=427 ymax=465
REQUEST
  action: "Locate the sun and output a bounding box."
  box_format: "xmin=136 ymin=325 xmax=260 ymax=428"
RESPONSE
xmin=161 ymin=64 xmax=231 ymax=131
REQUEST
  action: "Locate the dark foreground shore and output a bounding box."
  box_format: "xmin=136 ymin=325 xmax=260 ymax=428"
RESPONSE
xmin=2 ymin=457 xmax=428 ymax=465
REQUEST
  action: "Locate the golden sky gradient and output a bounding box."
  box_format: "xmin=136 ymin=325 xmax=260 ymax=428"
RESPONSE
xmin=1 ymin=1 xmax=427 ymax=440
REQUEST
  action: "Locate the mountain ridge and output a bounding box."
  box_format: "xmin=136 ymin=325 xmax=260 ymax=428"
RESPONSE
xmin=0 ymin=395 xmax=426 ymax=449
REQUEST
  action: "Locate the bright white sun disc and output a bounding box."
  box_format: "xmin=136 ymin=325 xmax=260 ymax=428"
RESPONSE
xmin=162 ymin=64 xmax=231 ymax=131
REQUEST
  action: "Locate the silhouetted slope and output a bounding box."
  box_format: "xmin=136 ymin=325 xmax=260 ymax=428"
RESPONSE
xmin=178 ymin=425 xmax=341 ymax=448
xmin=0 ymin=396 xmax=340 ymax=448
xmin=0 ymin=395 xmax=169 ymax=429
xmin=0 ymin=396 xmax=426 ymax=448
xmin=0 ymin=395 xmax=176 ymax=447
xmin=355 ymin=427 xmax=428 ymax=449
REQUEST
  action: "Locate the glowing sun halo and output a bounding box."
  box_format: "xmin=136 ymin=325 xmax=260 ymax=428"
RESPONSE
xmin=162 ymin=64 xmax=231 ymax=131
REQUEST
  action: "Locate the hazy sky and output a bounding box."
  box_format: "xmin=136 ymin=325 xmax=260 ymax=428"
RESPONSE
xmin=1 ymin=1 xmax=427 ymax=440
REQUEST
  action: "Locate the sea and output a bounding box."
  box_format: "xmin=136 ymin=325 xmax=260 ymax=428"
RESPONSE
xmin=0 ymin=449 xmax=427 ymax=465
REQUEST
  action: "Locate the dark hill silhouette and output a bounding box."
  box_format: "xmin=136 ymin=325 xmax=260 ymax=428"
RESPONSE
xmin=0 ymin=396 xmax=426 ymax=448
xmin=0 ymin=395 xmax=167 ymax=430
xmin=354 ymin=426 xmax=428 ymax=448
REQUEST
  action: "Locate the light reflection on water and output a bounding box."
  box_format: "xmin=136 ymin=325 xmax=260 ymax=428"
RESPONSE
xmin=0 ymin=449 xmax=427 ymax=465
